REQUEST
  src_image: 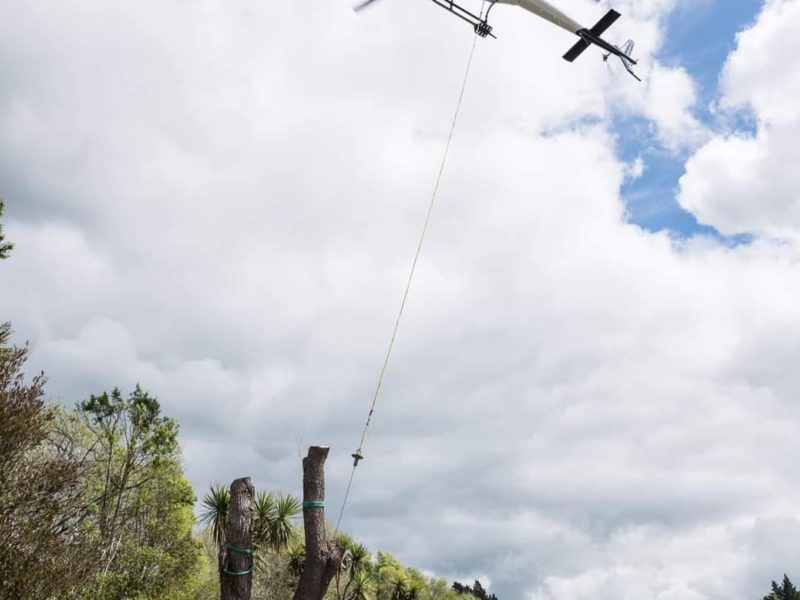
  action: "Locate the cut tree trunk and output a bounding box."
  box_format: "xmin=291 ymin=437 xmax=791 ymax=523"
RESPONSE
xmin=292 ymin=446 xmax=346 ymax=600
xmin=221 ymin=477 xmax=255 ymax=600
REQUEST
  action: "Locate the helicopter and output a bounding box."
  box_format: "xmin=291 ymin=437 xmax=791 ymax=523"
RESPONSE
xmin=353 ymin=0 xmax=641 ymax=81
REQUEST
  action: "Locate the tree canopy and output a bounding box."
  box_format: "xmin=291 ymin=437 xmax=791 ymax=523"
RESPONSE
xmin=1 ymin=357 xmax=207 ymax=599
xmin=0 ymin=229 xmax=499 ymax=599
xmin=763 ymin=575 xmax=800 ymax=600
xmin=0 ymin=199 xmax=12 ymax=260
xmin=0 ymin=322 xmax=93 ymax=599
xmin=60 ymin=386 xmax=203 ymax=599
xmin=452 ymin=580 xmax=498 ymax=600
xmin=0 ymin=349 xmax=502 ymax=599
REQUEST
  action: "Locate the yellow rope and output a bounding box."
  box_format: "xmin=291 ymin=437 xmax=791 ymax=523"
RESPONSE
xmin=334 ymin=15 xmax=484 ymax=533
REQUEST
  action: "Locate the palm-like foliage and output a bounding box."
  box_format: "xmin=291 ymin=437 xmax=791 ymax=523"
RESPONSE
xmin=253 ymin=491 xmax=301 ymax=553
xmin=348 ymin=570 xmax=374 ymax=600
xmin=389 ymin=572 xmax=409 ymax=600
xmin=200 ymin=484 xmax=299 ymax=586
xmin=406 ymin=582 xmax=421 ymax=600
xmin=198 ymin=483 xmax=230 ymax=552
xmin=348 ymin=542 xmax=370 ymax=575
xmin=200 ymin=486 xmax=299 ymax=556
xmin=253 ymin=491 xmax=277 ymax=544
xmin=335 ymin=534 xmax=373 ymax=600
xmin=271 ymin=493 xmax=301 ymax=551
xmin=287 ymin=543 xmax=305 ymax=578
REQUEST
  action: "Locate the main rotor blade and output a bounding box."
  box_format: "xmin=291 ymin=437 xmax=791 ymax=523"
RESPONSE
xmin=353 ymin=0 xmax=381 ymax=13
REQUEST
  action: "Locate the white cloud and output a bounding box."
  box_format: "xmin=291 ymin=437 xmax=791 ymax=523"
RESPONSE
xmin=638 ymin=62 xmax=708 ymax=150
xmin=596 ymin=0 xmax=710 ymax=152
xmin=1 ymin=1 xmax=799 ymax=599
xmin=625 ymin=156 xmax=645 ymax=181
xmin=679 ymin=0 xmax=800 ymax=240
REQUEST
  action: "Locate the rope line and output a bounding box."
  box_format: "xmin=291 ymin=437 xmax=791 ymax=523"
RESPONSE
xmin=335 ymin=12 xmax=485 ymax=533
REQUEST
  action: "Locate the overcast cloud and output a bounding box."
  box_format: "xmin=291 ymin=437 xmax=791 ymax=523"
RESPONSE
xmin=2 ymin=0 xmax=799 ymax=598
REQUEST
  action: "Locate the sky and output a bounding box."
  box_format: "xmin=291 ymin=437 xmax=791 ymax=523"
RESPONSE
xmin=1 ymin=0 xmax=799 ymax=598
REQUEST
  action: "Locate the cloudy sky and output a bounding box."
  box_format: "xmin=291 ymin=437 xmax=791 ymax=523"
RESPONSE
xmin=2 ymin=0 xmax=799 ymax=597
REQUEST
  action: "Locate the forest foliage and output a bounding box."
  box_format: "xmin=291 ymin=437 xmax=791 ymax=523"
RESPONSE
xmin=0 ymin=312 xmax=485 ymax=599
xmin=0 ymin=199 xmax=12 ymax=259
xmin=763 ymin=576 xmax=800 ymax=600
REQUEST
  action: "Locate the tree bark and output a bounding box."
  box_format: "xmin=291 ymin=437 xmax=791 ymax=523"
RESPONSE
xmin=292 ymin=446 xmax=346 ymax=600
xmin=221 ymin=477 xmax=255 ymax=600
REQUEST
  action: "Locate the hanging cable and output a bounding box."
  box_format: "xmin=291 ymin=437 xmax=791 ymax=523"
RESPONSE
xmin=334 ymin=5 xmax=485 ymax=533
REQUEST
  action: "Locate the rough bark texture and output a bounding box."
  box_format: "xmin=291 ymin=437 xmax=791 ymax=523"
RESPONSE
xmin=221 ymin=477 xmax=255 ymax=600
xmin=292 ymin=446 xmax=346 ymax=600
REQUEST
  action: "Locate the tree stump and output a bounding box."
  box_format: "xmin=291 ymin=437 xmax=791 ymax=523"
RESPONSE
xmin=221 ymin=477 xmax=255 ymax=600
xmin=292 ymin=446 xmax=346 ymax=600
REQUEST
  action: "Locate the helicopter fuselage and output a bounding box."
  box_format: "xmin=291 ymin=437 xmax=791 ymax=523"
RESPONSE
xmin=494 ymin=0 xmax=583 ymax=34
xmin=394 ymin=0 xmax=641 ymax=80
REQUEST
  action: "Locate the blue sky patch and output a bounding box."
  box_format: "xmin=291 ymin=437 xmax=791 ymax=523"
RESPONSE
xmin=617 ymin=0 xmax=762 ymax=242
